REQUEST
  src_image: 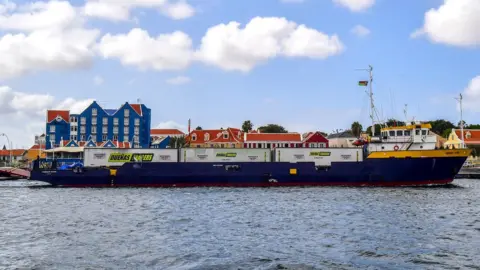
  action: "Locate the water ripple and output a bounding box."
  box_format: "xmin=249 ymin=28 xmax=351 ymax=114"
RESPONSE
xmin=0 ymin=179 xmax=479 ymax=269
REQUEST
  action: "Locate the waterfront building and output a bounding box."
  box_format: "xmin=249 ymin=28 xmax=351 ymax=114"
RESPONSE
xmin=186 ymin=128 xmax=244 ymax=148
xmin=302 ymin=132 xmax=329 ymax=148
xmin=327 ymin=131 xmax=356 ymax=148
xmin=243 ymin=133 xmax=302 ymax=148
xmin=45 ymin=101 xmax=151 ymax=149
xmin=0 ymin=149 xmax=27 ymax=166
xmin=150 ymin=129 xmax=185 ymax=148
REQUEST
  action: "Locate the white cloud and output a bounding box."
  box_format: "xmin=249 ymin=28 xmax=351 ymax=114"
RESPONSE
xmin=0 ymin=1 xmax=100 ymax=80
xmin=166 ymin=76 xmax=191 ymax=85
xmin=463 ymin=75 xmax=480 ymax=112
xmin=156 ymin=120 xmax=187 ymax=132
xmin=0 ymin=1 xmax=16 ymax=15
xmin=332 ymin=0 xmax=375 ymax=12
xmin=97 ymin=28 xmax=193 ymax=71
xmin=412 ymin=0 xmax=480 ymax=47
xmin=160 ymin=1 xmax=195 ymax=20
xmin=83 ymin=0 xmax=195 ymax=21
xmin=351 ymin=24 xmax=370 ymax=37
xmin=195 ymin=16 xmax=344 ymax=72
xmin=0 ymin=86 xmax=93 ymax=147
xmin=93 ymin=75 xmax=104 ymax=85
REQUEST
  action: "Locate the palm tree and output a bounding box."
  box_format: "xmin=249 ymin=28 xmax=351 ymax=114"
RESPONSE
xmin=351 ymin=121 xmax=363 ymax=138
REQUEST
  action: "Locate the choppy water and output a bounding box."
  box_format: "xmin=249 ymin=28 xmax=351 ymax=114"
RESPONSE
xmin=1 ymin=180 xmax=480 ymax=270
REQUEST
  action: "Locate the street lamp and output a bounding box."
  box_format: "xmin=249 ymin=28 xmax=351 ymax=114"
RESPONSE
xmin=0 ymin=133 xmax=12 ymax=166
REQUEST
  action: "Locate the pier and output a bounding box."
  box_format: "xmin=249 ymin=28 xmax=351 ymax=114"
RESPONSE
xmin=456 ymin=167 xmax=480 ymax=179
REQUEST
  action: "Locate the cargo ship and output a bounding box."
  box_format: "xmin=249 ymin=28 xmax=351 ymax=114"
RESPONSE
xmin=29 ymin=124 xmax=471 ymax=187
xmin=28 ymin=66 xmax=472 ymax=187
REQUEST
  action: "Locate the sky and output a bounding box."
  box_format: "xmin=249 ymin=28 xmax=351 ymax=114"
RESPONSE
xmin=0 ymin=0 xmax=480 ymax=148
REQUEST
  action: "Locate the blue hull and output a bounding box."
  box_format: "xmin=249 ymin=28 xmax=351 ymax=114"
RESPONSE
xmin=30 ymin=156 xmax=467 ymax=187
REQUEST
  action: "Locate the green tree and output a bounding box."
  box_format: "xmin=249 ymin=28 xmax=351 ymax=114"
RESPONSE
xmin=385 ymin=118 xmax=406 ymax=127
xmin=319 ymin=131 xmax=328 ymax=137
xmin=242 ymin=120 xmax=253 ymax=133
xmin=366 ymin=125 xmax=381 ymax=136
xmin=457 ymin=120 xmax=467 ymax=128
xmin=429 ymin=119 xmax=455 ymax=137
xmin=442 ymin=128 xmax=452 ymax=139
xmin=351 ymin=121 xmax=363 ymax=138
xmin=168 ymin=136 xmax=186 ymax=148
xmin=195 ymin=126 xmax=203 ymax=130
xmin=467 ymin=124 xmax=480 ymax=129
xmin=258 ymin=124 xmax=288 ymax=133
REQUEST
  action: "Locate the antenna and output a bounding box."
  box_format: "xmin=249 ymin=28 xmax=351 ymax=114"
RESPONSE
xmin=404 ymin=104 xmax=408 ymax=124
xmin=455 ymin=93 xmax=465 ymax=148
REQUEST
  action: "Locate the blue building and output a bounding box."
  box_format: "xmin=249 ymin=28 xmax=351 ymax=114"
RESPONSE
xmin=45 ymin=101 xmax=151 ymax=149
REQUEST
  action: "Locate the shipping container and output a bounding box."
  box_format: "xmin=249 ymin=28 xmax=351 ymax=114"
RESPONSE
xmin=179 ymin=148 xmax=271 ymax=162
xmin=83 ymin=148 xmax=178 ymax=167
xmin=274 ymin=148 xmax=363 ymax=166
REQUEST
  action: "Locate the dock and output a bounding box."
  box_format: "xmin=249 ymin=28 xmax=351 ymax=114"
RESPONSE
xmin=0 ymin=167 xmax=30 ymax=180
xmin=456 ymin=167 xmax=480 ymax=179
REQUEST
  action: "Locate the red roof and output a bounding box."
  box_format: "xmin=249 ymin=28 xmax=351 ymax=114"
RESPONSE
xmin=47 ymin=110 xmax=70 ymax=123
xmin=29 ymin=144 xmax=46 ymax=150
xmin=455 ymin=129 xmax=480 ymax=144
xmin=187 ymin=128 xmax=243 ymax=144
xmin=0 ymin=149 xmax=26 ymax=156
xmin=151 ymin=129 xmax=184 ymax=136
xmin=245 ymin=133 xmax=302 ymax=142
xmin=302 ymin=131 xmax=329 ymax=143
xmin=130 ymin=104 xmax=142 ymax=116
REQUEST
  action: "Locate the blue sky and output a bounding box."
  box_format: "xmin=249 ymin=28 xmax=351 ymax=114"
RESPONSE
xmin=0 ymin=0 xmax=479 ymax=147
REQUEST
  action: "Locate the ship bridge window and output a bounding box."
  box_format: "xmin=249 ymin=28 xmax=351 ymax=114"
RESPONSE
xmin=389 ymin=131 xmax=395 ymax=137
xmin=422 ymin=130 xmax=427 ymax=136
xmin=405 ymin=130 xmax=411 ymax=136
xmin=396 ymin=130 xmax=403 ymax=136
xmin=415 ymin=129 xmax=420 ymax=135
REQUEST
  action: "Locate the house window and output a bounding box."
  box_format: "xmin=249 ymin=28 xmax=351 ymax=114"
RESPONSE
xmin=70 ymin=126 xmax=77 ymax=132
xmin=223 ymin=133 xmax=228 ymax=139
xmin=102 ymin=127 xmax=108 ymax=134
xmin=124 ymin=127 xmax=129 ymax=134
xmin=134 ymin=127 xmax=139 ymax=135
xmin=113 ymin=127 xmax=118 ymax=134
xmin=134 ymin=136 xmax=139 ymax=143
xmin=80 ymin=117 xmax=86 ymax=125
xmin=92 ymin=108 xmax=97 ymax=116
xmin=113 ymin=135 xmax=118 ymax=141
xmin=70 ymin=135 xmax=77 ymax=141
xmin=231 ymin=144 xmax=236 ymax=148
xmin=49 ymin=125 xmax=55 ymax=132
xmin=134 ymin=118 xmax=140 ymax=126
xmin=102 ymin=135 xmax=108 ymax=141
xmin=124 ymin=109 xmax=129 ymax=117
xmin=70 ymin=116 xmax=77 ymax=122
xmin=92 ymin=126 xmax=97 ymax=133
xmin=80 ymin=126 xmax=86 ymax=134
xmin=50 ymin=134 xmax=56 ymax=142
xmin=192 ymin=133 xmax=197 ymax=141
xmin=81 ymin=135 xmax=86 ymax=141
xmin=113 ymin=118 xmax=119 ymax=125
xmin=124 ymin=117 xmax=129 ymax=126
xmin=204 ymin=133 xmax=210 ymax=141
xmin=103 ymin=117 xmax=108 ymax=125
xmin=92 ymin=117 xmax=97 ymax=125
xmin=221 ymin=144 xmax=225 ymax=148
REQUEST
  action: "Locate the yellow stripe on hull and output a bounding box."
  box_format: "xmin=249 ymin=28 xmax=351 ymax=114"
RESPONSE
xmin=367 ymin=149 xmax=472 ymax=159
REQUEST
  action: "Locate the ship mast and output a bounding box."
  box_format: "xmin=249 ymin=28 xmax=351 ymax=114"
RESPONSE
xmin=357 ymin=65 xmax=376 ymax=136
xmin=455 ymin=93 xmax=465 ymax=148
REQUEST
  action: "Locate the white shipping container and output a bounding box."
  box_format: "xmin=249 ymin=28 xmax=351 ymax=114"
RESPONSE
xmin=274 ymin=148 xmax=363 ymax=166
xmin=84 ymin=148 xmax=178 ymax=167
xmin=180 ymin=148 xmax=271 ymax=162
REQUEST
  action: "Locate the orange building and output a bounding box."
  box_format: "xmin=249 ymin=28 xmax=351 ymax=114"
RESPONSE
xmin=23 ymin=144 xmax=47 ymax=163
xmin=186 ymin=128 xmax=244 ymax=148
